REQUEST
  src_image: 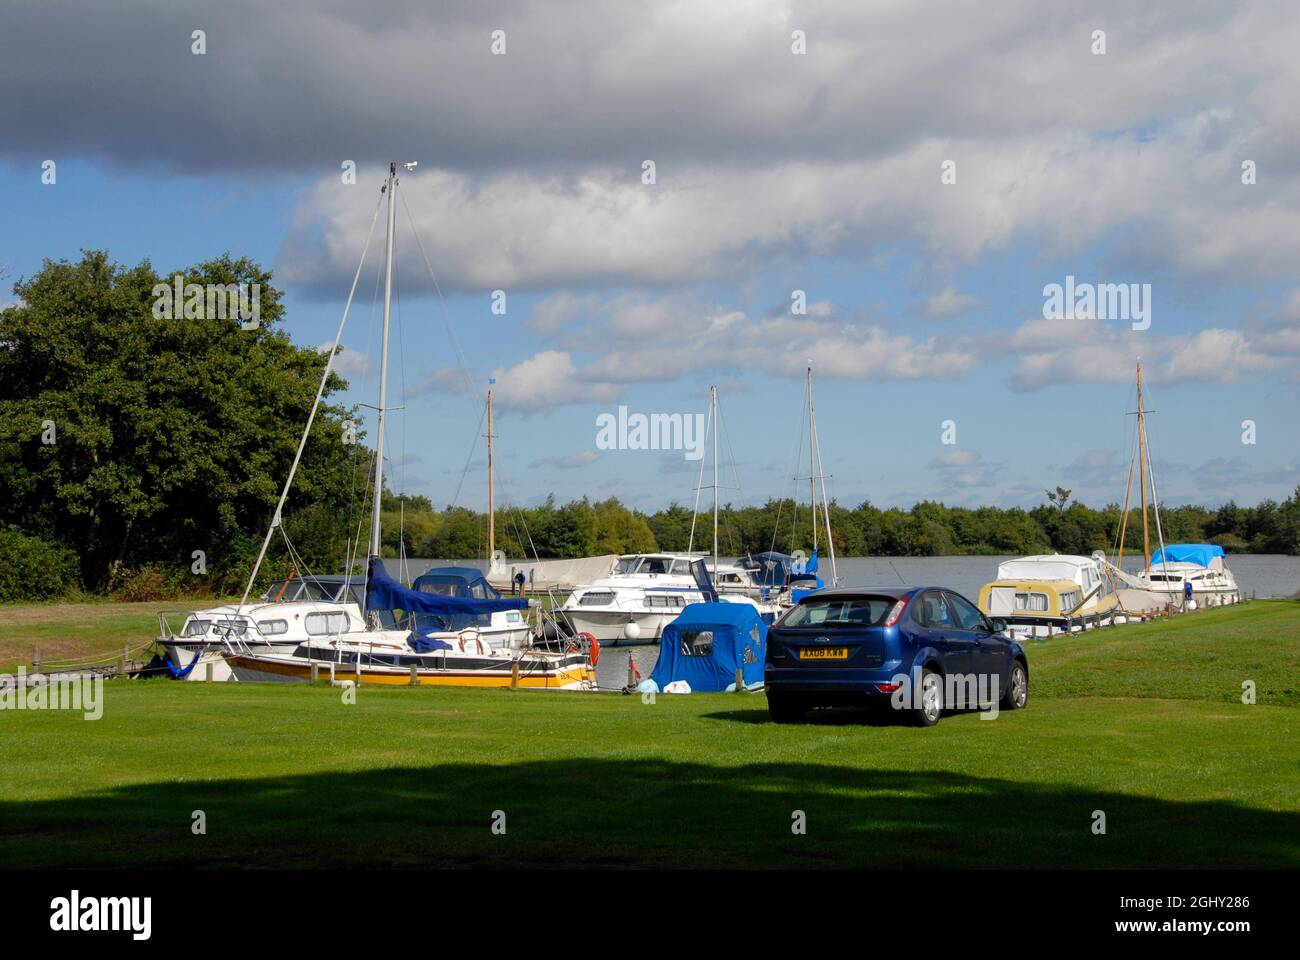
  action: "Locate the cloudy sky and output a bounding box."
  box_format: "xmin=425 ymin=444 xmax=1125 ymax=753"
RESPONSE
xmin=3 ymin=0 xmax=1298 ymax=513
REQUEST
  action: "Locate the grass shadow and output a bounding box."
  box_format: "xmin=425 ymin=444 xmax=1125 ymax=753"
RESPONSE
xmin=3 ymin=758 xmax=1296 ymax=869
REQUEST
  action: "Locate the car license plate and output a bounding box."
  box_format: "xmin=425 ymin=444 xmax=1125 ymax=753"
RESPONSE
xmin=799 ymin=647 xmax=848 ymax=660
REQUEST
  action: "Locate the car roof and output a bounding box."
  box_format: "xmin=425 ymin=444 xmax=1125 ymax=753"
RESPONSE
xmin=799 ymin=585 xmax=919 ymax=600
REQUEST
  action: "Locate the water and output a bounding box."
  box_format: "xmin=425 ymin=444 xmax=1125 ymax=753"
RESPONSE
xmin=414 ymin=552 xmax=1299 ymax=602
xmin=582 ymin=553 xmax=1300 ymax=690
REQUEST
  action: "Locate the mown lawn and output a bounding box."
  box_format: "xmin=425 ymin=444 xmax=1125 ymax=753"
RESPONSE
xmin=0 ymin=600 xmax=1297 ymax=869
xmin=0 ymin=597 xmax=228 ymax=673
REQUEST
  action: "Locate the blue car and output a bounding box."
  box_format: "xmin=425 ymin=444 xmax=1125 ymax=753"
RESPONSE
xmin=765 ymin=586 xmax=1029 ymax=726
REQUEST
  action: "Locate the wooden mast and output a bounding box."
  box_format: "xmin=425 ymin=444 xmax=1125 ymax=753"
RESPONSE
xmin=486 ymin=388 xmax=495 ymax=558
xmin=808 ymin=365 xmax=818 ymax=552
xmin=1136 ymin=361 xmax=1151 ymax=573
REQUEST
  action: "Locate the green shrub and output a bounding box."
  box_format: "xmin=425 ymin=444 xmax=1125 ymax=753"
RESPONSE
xmin=0 ymin=527 xmax=82 ymax=602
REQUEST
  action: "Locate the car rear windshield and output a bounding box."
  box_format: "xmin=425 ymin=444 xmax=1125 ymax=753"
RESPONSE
xmin=780 ymin=596 xmax=896 ymax=628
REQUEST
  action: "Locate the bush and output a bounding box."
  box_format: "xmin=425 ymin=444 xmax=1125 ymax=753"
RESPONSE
xmin=109 ymin=564 xmax=209 ymax=602
xmin=0 ymin=527 xmax=82 ymax=602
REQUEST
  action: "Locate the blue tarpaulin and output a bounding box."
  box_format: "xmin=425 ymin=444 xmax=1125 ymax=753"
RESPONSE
xmin=647 ymin=602 xmax=766 ymax=693
xmin=366 ymin=559 xmax=526 ymax=618
xmin=1149 ymin=544 xmax=1226 ymax=567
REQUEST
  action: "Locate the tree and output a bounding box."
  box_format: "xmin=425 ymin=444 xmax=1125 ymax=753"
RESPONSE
xmin=1045 ymin=486 xmax=1074 ymax=511
xmin=0 ymin=250 xmax=363 ymax=589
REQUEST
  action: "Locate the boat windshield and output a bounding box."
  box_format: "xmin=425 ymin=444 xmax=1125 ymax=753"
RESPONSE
xmin=613 ymin=558 xmax=643 ymax=575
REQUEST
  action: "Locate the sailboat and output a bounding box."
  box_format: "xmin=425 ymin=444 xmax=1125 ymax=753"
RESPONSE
xmin=557 ymin=385 xmax=773 ymax=644
xmin=1095 ymin=362 xmax=1239 ymax=614
xmin=744 ymin=365 xmax=840 ymax=609
xmin=220 ymin=163 xmax=595 ymax=688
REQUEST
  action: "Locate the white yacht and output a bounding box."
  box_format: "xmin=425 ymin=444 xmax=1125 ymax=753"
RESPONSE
xmin=157 ymin=567 xmax=534 ymax=681
xmin=1139 ymin=544 xmax=1240 ymax=607
xmin=559 ymin=552 xmax=770 ymax=645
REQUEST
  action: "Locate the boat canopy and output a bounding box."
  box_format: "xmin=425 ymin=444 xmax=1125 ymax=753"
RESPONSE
xmin=367 ymin=559 xmax=526 ymax=618
xmin=1149 ymin=544 xmax=1225 ymax=568
xmin=647 ymin=602 xmax=766 ymax=693
xmin=412 ymin=565 xmax=503 ymax=600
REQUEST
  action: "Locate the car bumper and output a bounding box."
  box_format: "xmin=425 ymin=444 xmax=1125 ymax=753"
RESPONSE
xmin=765 ymin=664 xmax=907 ymax=697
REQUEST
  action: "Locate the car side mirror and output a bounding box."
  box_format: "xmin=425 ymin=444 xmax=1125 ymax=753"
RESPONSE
xmin=990 ymin=618 xmax=1008 ymax=634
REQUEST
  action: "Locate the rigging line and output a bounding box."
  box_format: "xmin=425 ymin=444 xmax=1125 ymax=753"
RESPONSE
xmin=237 ymin=190 xmax=384 ymax=611
xmin=398 ymin=189 xmax=481 ymax=407
xmin=448 ymin=401 xmax=489 ymax=510
xmin=346 ymin=238 xmax=388 ymax=577
xmin=686 ymin=398 xmax=713 ymax=556
xmin=717 ymin=396 xmax=744 ymax=558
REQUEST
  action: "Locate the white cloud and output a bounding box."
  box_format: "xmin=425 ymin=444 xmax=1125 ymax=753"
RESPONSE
xmin=317 ymin=343 xmax=374 ymax=376
xmin=530 ymin=449 xmax=602 ymax=469
xmin=924 ymin=286 xmax=985 ymax=319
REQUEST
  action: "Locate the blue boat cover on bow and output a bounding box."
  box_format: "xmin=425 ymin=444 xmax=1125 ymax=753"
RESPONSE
xmin=1149 ymin=544 xmax=1225 ymax=568
xmin=366 ymin=559 xmax=527 ymax=617
xmin=648 ymin=602 xmax=766 ymax=693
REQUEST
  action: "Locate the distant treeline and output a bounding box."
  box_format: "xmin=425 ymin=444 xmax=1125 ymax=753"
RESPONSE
xmin=2 ymin=251 xmax=1297 ymax=602
xmin=380 ymin=488 xmax=1300 ymax=562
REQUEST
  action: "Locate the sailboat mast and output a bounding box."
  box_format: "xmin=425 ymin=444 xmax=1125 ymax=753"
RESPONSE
xmin=711 ymin=384 xmax=719 ymax=574
xmin=1136 ymin=361 xmax=1150 ymax=572
xmin=369 ymin=162 xmax=397 ymax=559
xmin=487 ymin=388 xmax=495 ymax=558
xmin=808 ymin=365 xmax=818 ymax=552
xmin=808 ymin=367 xmax=838 ymax=585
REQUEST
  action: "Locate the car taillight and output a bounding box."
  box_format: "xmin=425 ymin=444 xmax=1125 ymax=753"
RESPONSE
xmin=884 ymin=597 xmax=909 ymax=627
xmin=875 ymin=682 xmax=902 ymax=693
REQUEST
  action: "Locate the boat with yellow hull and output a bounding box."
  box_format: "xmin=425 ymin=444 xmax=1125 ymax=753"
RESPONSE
xmin=226 ymin=643 xmax=594 ymax=689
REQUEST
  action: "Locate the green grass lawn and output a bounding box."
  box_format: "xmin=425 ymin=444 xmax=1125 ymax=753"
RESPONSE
xmin=1 ymin=600 xmax=1297 ymax=869
xmin=0 ymin=597 xmax=230 ymax=673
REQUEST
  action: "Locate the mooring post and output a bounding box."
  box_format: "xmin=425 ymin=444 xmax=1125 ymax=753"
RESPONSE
xmin=409 ymin=663 xmax=418 ymax=686
xmin=32 ymin=647 xmax=40 ymax=673
xmin=627 ymin=654 xmax=635 ymax=688
xmin=511 ymin=661 xmax=520 ymax=690
xmin=734 ymin=667 xmax=744 ymax=692
xmin=311 ymin=662 xmax=319 ymax=683
xmin=121 ymin=644 xmax=129 ymax=676
xmin=205 ymin=660 xmax=213 ymax=683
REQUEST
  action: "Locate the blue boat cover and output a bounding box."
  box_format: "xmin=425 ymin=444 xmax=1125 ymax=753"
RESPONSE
xmin=649 ymin=602 xmax=766 ymax=693
xmin=367 ymin=559 xmax=526 ymax=617
xmin=411 ymin=565 xmax=503 ymax=600
xmin=1149 ymin=544 xmax=1226 ymax=567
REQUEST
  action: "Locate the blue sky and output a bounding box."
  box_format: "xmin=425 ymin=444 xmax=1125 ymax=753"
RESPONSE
xmin=3 ymin=1 xmax=1298 ymax=515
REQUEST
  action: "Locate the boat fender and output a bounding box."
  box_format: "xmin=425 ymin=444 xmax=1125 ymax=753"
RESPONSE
xmin=577 ymin=631 xmax=600 ymax=666
xmin=457 ymin=629 xmax=485 ymax=654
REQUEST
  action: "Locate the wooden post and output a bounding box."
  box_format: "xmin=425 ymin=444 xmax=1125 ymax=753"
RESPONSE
xmin=121 ymin=644 xmax=130 ymax=676
xmin=734 ymin=667 xmax=744 ymax=692
xmin=310 ymin=662 xmax=319 ymax=683
xmin=205 ymin=660 xmax=213 ymax=683
xmin=32 ymin=647 xmax=40 ymax=673
xmin=511 ymin=660 xmax=520 ymax=690
xmin=354 ymin=654 xmax=361 ymax=683
xmin=409 ymin=663 xmax=419 ymax=686
xmin=627 ymin=654 xmax=636 ymax=688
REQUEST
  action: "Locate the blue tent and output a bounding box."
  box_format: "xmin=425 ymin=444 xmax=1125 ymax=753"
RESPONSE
xmin=1149 ymin=544 xmax=1226 ymax=567
xmin=646 ymin=602 xmax=766 ymax=693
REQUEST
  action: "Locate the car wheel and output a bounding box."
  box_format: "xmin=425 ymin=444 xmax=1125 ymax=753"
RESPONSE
xmin=1001 ymin=661 xmax=1028 ymax=711
xmin=911 ymin=668 xmax=943 ymax=727
xmin=767 ymin=691 xmax=807 ymax=724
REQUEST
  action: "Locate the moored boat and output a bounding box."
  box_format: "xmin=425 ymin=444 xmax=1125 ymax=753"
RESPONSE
xmin=978 ymin=554 xmax=1121 ymax=640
